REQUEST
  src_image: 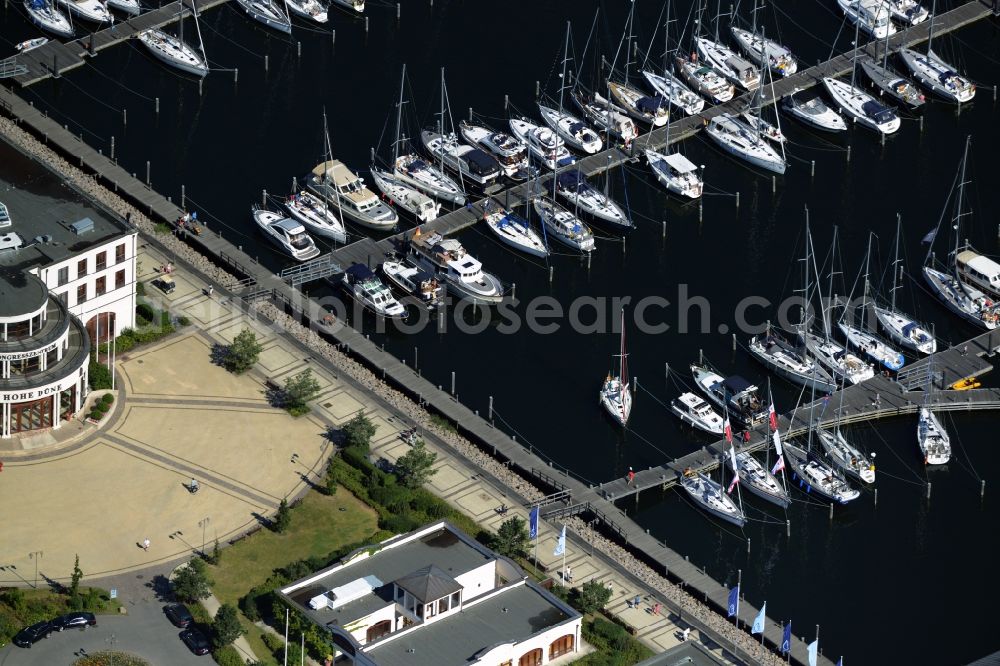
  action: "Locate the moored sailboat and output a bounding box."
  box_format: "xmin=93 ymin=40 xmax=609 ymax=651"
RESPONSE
xmin=482 ymin=203 xmax=549 ymax=259
xmin=600 ymin=308 xmax=632 ymax=427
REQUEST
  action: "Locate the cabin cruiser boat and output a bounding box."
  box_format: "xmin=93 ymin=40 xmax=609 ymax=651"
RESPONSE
xmin=886 ymin=0 xmax=929 ymax=25
xmin=105 ymin=0 xmax=139 ymax=15
xmin=799 ymin=330 xmax=875 ymax=384
xmin=340 ymin=264 xmax=406 ymax=319
xmin=285 ymin=0 xmax=327 ymax=23
xmin=508 ymin=118 xmax=575 ymax=171
xmin=691 ymin=363 xmax=769 ymax=427
xmin=607 ymin=81 xmax=669 ymax=127
xmin=421 ymin=131 xmax=502 ymax=191
xmin=859 ymin=58 xmax=926 ymax=109
xmin=537 ymin=104 xmax=603 ymax=154
xmin=23 ymin=0 xmax=73 ymax=38
xmin=822 ymin=77 xmax=900 ymax=134
xmin=137 ymin=29 xmax=209 ymax=78
xmin=899 ymin=48 xmax=976 ymax=103
xmin=705 ymin=114 xmax=785 ymax=174
xmin=837 ymin=0 xmax=896 ymax=39
xmin=837 ymin=322 xmax=905 ymax=371
xmin=680 ymin=471 xmax=746 ymax=527
xmin=56 ymin=0 xmax=110 ymax=23
xmin=570 ymin=90 xmax=639 ymax=143
xmin=748 ymin=330 xmax=836 ymax=392
xmin=380 ymin=259 xmax=444 ymax=310
xmin=670 ymin=392 xmax=724 ymax=434
xmin=873 ymin=307 xmax=936 ymax=354
xmin=955 ymin=248 xmax=1000 ymax=300
xmin=816 ymin=429 xmax=876 ymax=484
xmin=370 ymin=169 xmax=439 ymax=223
xmin=406 ymin=231 xmax=503 ymax=305
xmin=459 ymin=121 xmax=535 ymax=181
xmin=782 ymin=94 xmax=847 ymax=132
xmin=917 ymin=408 xmax=951 ymax=464
xmin=784 ymin=442 xmax=860 ymax=504
xmin=251 ymin=207 xmax=321 ymax=261
xmin=531 ymin=198 xmax=595 ymax=253
xmin=483 ymin=204 xmax=548 ymax=258
xmin=730 ymin=27 xmax=798 ymax=77
xmin=307 ymin=160 xmax=399 ymax=230
xmin=674 ymin=55 xmax=735 ymax=103
xmin=393 ymin=153 xmax=466 ymax=205
xmin=639 ymin=70 xmax=705 ymax=115
xmin=554 ymin=170 xmax=631 ymax=228
xmin=283 ymin=190 xmax=347 ymax=244
xmin=736 ymin=452 xmax=790 ymax=508
xmin=234 ymin=0 xmax=291 ymax=33
xmin=644 ymin=149 xmax=703 ymax=199
xmin=695 ymin=37 xmax=759 ymax=91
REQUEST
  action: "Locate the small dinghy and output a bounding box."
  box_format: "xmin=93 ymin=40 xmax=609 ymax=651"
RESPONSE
xmin=16 ymin=37 xmax=49 ymax=52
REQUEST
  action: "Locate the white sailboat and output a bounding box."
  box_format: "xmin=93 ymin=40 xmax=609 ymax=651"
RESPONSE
xmin=607 ymin=82 xmax=669 ymax=127
xmin=816 ymin=428 xmax=876 ymax=484
xmin=23 ymin=0 xmax=74 ymax=38
xmin=730 ymin=27 xmax=797 ymax=77
xmin=137 ymin=3 xmax=209 ymax=78
xmin=748 ymin=327 xmax=836 ymax=393
xmin=251 ymin=207 xmax=321 ymax=262
xmin=886 ymin=0 xmax=928 ymax=25
xmin=782 ymin=93 xmax=847 ymax=133
xmin=459 ymin=121 xmax=535 ymax=181
xmin=822 ymin=77 xmax=900 ymax=135
xmin=531 ymin=198 xmax=595 ymax=253
xmin=283 ymin=190 xmax=346 ymax=244
xmin=482 ymin=203 xmax=549 ymax=259
xmin=784 ymin=441 xmax=860 ymax=504
xmin=369 ymin=169 xmax=439 ymax=223
xmin=235 ymin=0 xmax=292 ymax=33
xmin=600 ymin=308 xmax=632 ymax=427
xmin=736 ymin=451 xmax=790 ymax=508
xmin=899 ymin=0 xmax=974 ymax=103
xmin=553 ymin=170 xmax=631 ymax=229
xmin=105 ymin=0 xmax=139 ymax=15
xmin=695 ymin=36 xmax=759 ymax=91
xmin=645 ymin=149 xmax=703 ymax=199
xmin=681 ymin=443 xmax=746 ymax=526
xmin=570 ymin=89 xmax=639 ymax=143
xmin=705 ymin=114 xmax=785 ymax=174
xmin=640 ymin=70 xmax=704 ymax=115
xmin=285 ymin=0 xmax=327 ymax=23
xmin=917 ymin=407 xmax=950 ymax=465
xmin=837 ymin=0 xmax=896 ymax=39
xmin=875 ymin=217 xmax=936 ymax=356
xmin=539 ymin=23 xmax=604 ymax=155
xmin=674 ymin=54 xmax=735 ymax=103
xmin=55 ymin=0 xmax=111 ymax=23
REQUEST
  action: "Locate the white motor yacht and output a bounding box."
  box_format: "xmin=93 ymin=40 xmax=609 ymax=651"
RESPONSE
xmin=837 ymin=322 xmax=905 ymax=371
xmin=607 ymin=81 xmax=669 ymax=127
xmin=874 ymin=307 xmax=937 ymax=354
xmin=691 ymin=363 xmax=769 ymax=428
xmin=537 ymin=104 xmax=603 ymax=154
xmin=554 ymin=170 xmax=631 ymax=229
xmin=483 ymin=206 xmax=549 ymax=259
xmin=284 ymin=190 xmax=347 ymax=244
xmin=674 ymin=55 xmax=735 ymax=103
xmin=56 ymin=0 xmax=110 ymax=23
xmin=251 ymin=207 xmax=321 ymax=262
xmin=286 ymin=0 xmax=327 ymax=23
xmin=800 ymin=330 xmax=875 ymax=385
xmin=340 ymin=264 xmax=406 ymax=319
xmin=918 ymin=408 xmax=951 ymax=465
xmin=459 ymin=121 xmax=534 ymax=181
xmin=380 ymin=260 xmax=444 ymax=310
xmin=308 ymin=160 xmax=399 ymax=231
xmin=531 ymin=198 xmax=595 ymax=253
xmin=736 ymin=452 xmax=791 ymax=508
xmin=407 ymin=231 xmax=503 ymax=305
xmin=393 ymin=153 xmax=466 ymax=206
xmin=680 ymin=471 xmax=746 ymax=527
xmin=508 ymin=118 xmax=575 ymax=171
xmin=645 ymin=149 xmax=703 ymax=199
xmin=705 ymin=114 xmax=786 ymax=174
xmin=837 ymin=0 xmax=896 ymax=39
xmin=670 ymin=392 xmax=724 ymax=434
xmin=784 ymin=442 xmax=860 ymax=504
xmin=782 ymin=94 xmax=847 ymax=132
xmin=816 ymin=429 xmax=876 ymax=484
xmin=571 ymin=90 xmax=640 ymax=143
xmin=730 ymin=27 xmax=798 ymax=77
xmin=106 ymin=0 xmax=140 ymax=15
xmin=899 ymin=48 xmax=976 ymax=103
xmin=234 ymin=0 xmax=291 ymax=34
xmin=695 ymin=37 xmax=760 ymax=91
xmin=421 ymin=131 xmax=503 ymax=191
xmin=23 ymin=0 xmax=73 ymax=38
xmin=640 ymin=70 xmax=705 ymax=116
xmin=370 ymin=169 xmax=440 ymax=223
xmin=886 ymin=0 xmax=928 ymax=25
xmin=137 ymin=29 xmax=209 ymax=78
xmin=822 ymin=77 xmax=900 ymax=135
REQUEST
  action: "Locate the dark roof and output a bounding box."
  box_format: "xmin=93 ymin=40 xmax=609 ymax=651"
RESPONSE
xmin=394 ymin=565 xmax=462 ymax=602
xmin=346 ymin=263 xmax=375 ymax=280
xmin=0 ymin=269 xmax=47 ymax=318
xmin=722 ymin=375 xmax=753 ymax=394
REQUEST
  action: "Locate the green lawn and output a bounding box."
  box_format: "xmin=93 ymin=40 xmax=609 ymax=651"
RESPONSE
xmin=208 ymin=491 xmax=378 ymax=606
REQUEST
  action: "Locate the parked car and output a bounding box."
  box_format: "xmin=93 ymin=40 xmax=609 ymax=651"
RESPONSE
xmin=164 ymin=603 xmax=194 ymax=628
xmin=52 ymin=611 xmax=97 ymax=631
xmin=180 ymin=628 xmax=211 ymax=655
xmin=13 ymin=621 xmax=52 ymax=647
xmin=153 ymin=275 xmax=176 ymax=294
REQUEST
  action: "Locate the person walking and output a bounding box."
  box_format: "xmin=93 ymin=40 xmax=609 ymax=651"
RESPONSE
xmin=627 ymin=467 xmax=636 ymax=486
xmin=682 ymin=627 xmax=691 ymax=641
xmin=142 ymin=538 xmax=150 ymax=552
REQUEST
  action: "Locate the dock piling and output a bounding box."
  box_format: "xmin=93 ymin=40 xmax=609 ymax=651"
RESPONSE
xmin=535 ymin=80 xmax=540 ymax=98
xmin=732 ymin=333 xmax=736 ymax=351
xmin=110 ymin=136 xmax=115 ymax=161
xmin=699 ymin=198 xmax=703 ymax=222
xmin=451 ymin=371 xmax=455 ymax=396
xmin=234 ymin=68 xmax=238 ymax=84
xmin=145 ymin=161 xmax=150 ymax=187
xmin=488 ymin=396 xmax=493 ymax=423
xmin=699 ymin=348 xmax=703 ymax=365
xmin=365 ymin=16 xmax=369 ymax=32
xmin=264 ymin=55 xmax=269 ymax=71
xmin=396 ymin=2 xmax=400 ymax=18
xmin=810 ymin=160 xmax=815 ymax=179
xmin=746 ymin=538 xmax=750 ymax=554
xmin=332 ymin=29 xmax=335 ymax=46
xmin=919 ymin=115 xmax=924 ymax=132
xmin=123 ymin=108 xmax=127 ymax=126
xmin=926 ymin=482 xmax=932 ymax=500
xmin=181 ymin=184 xmax=185 ymax=209
xmin=504 ymin=94 xmax=509 ymax=109
xmin=828 ymin=502 xmax=833 ymax=520
xmin=662 ymin=219 xmax=666 ymax=238
xmin=874 ymin=487 xmax=878 ymax=507
xmin=785 ymin=519 xmax=790 ymax=537
xmin=735 ymin=191 xmax=740 ymax=208
xmin=846 ymin=145 xmax=851 ymax=162
xmin=198 ymin=79 xmax=203 ymax=96
xmin=262 ymin=189 xmax=267 ymax=206
xmin=771 ymin=175 xmax=776 ymax=193
xmin=468 ymin=107 xmax=473 ymax=121
xmin=297 ymin=41 xmax=301 ymax=58
xmin=155 ymin=97 xmax=159 ymax=114
xmin=981 ymin=479 xmax=986 ymax=499
xmin=548 ymin=265 xmax=553 ymax=283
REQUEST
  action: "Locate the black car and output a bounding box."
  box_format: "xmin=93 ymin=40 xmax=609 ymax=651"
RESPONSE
xmin=180 ymin=628 xmax=211 ymax=655
xmin=13 ymin=621 xmax=52 ymax=647
xmin=52 ymin=611 xmax=97 ymax=631
xmin=164 ymin=603 xmax=194 ymax=628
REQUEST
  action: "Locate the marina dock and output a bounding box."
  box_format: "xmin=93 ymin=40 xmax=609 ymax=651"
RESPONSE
xmin=3 ymin=5 xmax=999 ymax=663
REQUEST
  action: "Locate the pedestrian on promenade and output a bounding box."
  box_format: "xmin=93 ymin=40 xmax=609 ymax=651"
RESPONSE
xmin=652 ymin=602 xmax=661 ymax=616
xmin=142 ymin=538 xmax=150 ymax=551
xmin=682 ymin=627 xmax=691 ymax=641
xmin=627 ymin=467 xmax=635 ymax=486
xmin=208 ymin=285 xmax=214 ymax=297
xmin=632 ymin=594 xmax=641 ymax=608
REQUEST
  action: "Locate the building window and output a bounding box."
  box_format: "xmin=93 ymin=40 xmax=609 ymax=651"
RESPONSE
xmin=9 ymin=396 xmax=54 ymax=434
xmin=58 ymin=266 xmax=69 ymax=286
xmin=116 ymin=243 xmax=126 ymax=263
xmin=77 ymin=258 xmax=87 ymax=277
xmin=96 ymin=276 xmax=107 ymax=296
xmin=77 ymin=284 xmax=87 ymax=303
xmin=439 ymin=595 xmax=450 ymax=613
xmin=58 ymin=291 xmax=68 ymax=306
xmin=450 ymin=591 xmax=461 ymax=608
xmin=427 ymin=601 xmax=437 ymax=618
xmin=416 ymin=604 xmax=423 ymax=619
xmin=395 ymin=587 xmax=404 ymax=601
xmin=96 ymin=251 xmax=107 ymax=271
xmin=518 ymin=648 xmax=543 ymax=666
xmin=7 ymin=319 xmax=30 ymax=339
xmin=549 ymin=635 xmax=575 ymax=659
xmin=115 ymin=269 xmax=126 ymax=289
xmin=365 ymin=620 xmax=392 ymax=643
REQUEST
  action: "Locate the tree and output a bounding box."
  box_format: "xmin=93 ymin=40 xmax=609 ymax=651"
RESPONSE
xmin=283 ymin=369 xmax=321 ymax=415
xmin=173 ymin=557 xmax=212 ymax=603
xmin=493 ymin=516 xmax=530 ymax=559
xmin=212 ymin=603 xmax=245 ymax=648
xmin=69 ymin=554 xmax=83 ymax=600
xmin=395 ymin=440 xmax=438 ymax=489
xmin=226 ymin=328 xmax=263 ymax=374
xmin=341 ymin=413 xmax=378 ymax=451
xmin=575 ymin=580 xmax=613 ymax=614
xmin=273 ymin=498 xmax=291 ymax=533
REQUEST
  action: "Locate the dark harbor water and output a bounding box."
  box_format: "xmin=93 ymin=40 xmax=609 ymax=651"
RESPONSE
xmin=3 ymin=1 xmax=1000 ymax=663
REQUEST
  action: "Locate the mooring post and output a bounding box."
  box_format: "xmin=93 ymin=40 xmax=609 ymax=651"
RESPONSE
xmin=829 ymin=502 xmax=833 ymax=520
xmin=468 ymin=107 xmax=473 ymax=121
xmin=264 ymin=55 xmax=269 ymax=71
xmin=181 ymin=184 xmax=185 ymax=209
xmin=110 ymin=136 xmax=115 ymax=161
xmin=746 ymin=538 xmax=750 ymax=554
xmin=413 ymin=346 xmax=418 ymax=372
xmin=262 ymin=189 xmax=267 ymax=206
xmin=396 ymin=2 xmax=400 ymax=18
xmin=234 ymin=68 xmax=239 ymax=83
xmin=810 ymin=160 xmax=815 ymax=178
xmin=981 ymin=480 xmax=986 ymax=499
xmin=145 ymin=161 xmax=150 ymax=187
xmin=919 ymin=115 xmax=924 ymax=132
xmin=735 ymin=191 xmax=740 ymax=208
xmin=926 ymin=482 xmax=932 ymax=500
xmin=772 ymin=175 xmax=776 ymax=193
xmin=699 ymin=348 xmax=703 ymax=365
xmin=874 ymin=487 xmax=878 ymax=507
xmin=785 ymin=519 xmax=790 ymax=537
xmin=123 ymin=108 xmax=127 ymax=126
xmin=549 ymin=265 xmax=553 ymax=283
xmin=504 ymin=94 xmax=509 ymax=109
xmin=365 ymin=16 xmax=369 ymax=32
xmin=198 ymin=78 xmax=203 ymax=96
xmin=297 ymin=41 xmax=301 ymax=58
xmin=331 ymin=29 xmax=336 ymax=46
xmin=846 ymin=145 xmax=851 ymax=162
xmin=451 ymin=371 xmax=455 ymax=396
xmin=488 ymin=395 xmax=493 ymax=422
xmin=155 ymin=97 xmax=159 ymax=114
xmin=662 ymin=219 xmax=666 ymax=238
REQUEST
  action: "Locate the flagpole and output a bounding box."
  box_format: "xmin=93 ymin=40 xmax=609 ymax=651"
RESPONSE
xmin=735 ymin=568 xmax=741 ymax=630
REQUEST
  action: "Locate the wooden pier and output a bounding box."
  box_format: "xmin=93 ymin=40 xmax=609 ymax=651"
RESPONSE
xmin=9 ymin=0 xmax=233 ymax=87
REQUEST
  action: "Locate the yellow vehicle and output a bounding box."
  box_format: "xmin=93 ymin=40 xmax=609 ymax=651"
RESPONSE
xmin=951 ymin=377 xmax=981 ymax=391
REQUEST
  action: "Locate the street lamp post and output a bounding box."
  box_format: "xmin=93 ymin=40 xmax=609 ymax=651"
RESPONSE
xmin=28 ymin=551 xmax=42 ymax=589
xmin=106 ymin=633 xmax=116 ymax=666
xmin=199 ymin=517 xmax=211 ymax=556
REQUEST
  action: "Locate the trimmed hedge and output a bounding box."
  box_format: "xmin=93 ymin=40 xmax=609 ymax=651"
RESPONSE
xmin=211 ymin=645 xmax=245 ymax=666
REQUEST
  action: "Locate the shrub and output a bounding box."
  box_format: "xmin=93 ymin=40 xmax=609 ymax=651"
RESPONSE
xmin=211 ymin=645 xmax=245 ymax=666
xmin=172 ymin=557 xmax=212 ymax=602
xmin=273 ymin=499 xmax=291 ymax=533
xmin=177 ymin=316 xmax=191 ymax=327
xmin=211 ymin=604 xmax=244 ymax=648
xmin=94 ymin=402 xmax=108 ymax=414
xmin=573 ymin=580 xmax=613 ymax=615
xmin=369 ymin=484 xmax=412 ymax=515
xmin=136 ymin=303 xmax=156 ymax=324
xmin=379 ymin=513 xmax=420 ymax=534
xmin=101 ymin=393 xmax=115 ymax=405
xmin=89 ymin=409 xmax=103 ymax=421
xmin=340 ymin=446 xmax=374 ymax=473
xmin=261 ymin=631 xmax=284 ymax=652
xmin=136 ymin=281 xmax=146 ymax=296
xmin=88 ymin=356 xmax=112 ymax=390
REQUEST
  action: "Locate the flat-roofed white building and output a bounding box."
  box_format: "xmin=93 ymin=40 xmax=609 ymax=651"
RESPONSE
xmin=279 ymin=522 xmax=583 ymax=666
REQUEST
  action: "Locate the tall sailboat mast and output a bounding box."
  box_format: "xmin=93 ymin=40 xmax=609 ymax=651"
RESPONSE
xmin=558 ymin=21 xmax=571 ymax=113
xmin=890 ymin=213 xmax=902 ymax=312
